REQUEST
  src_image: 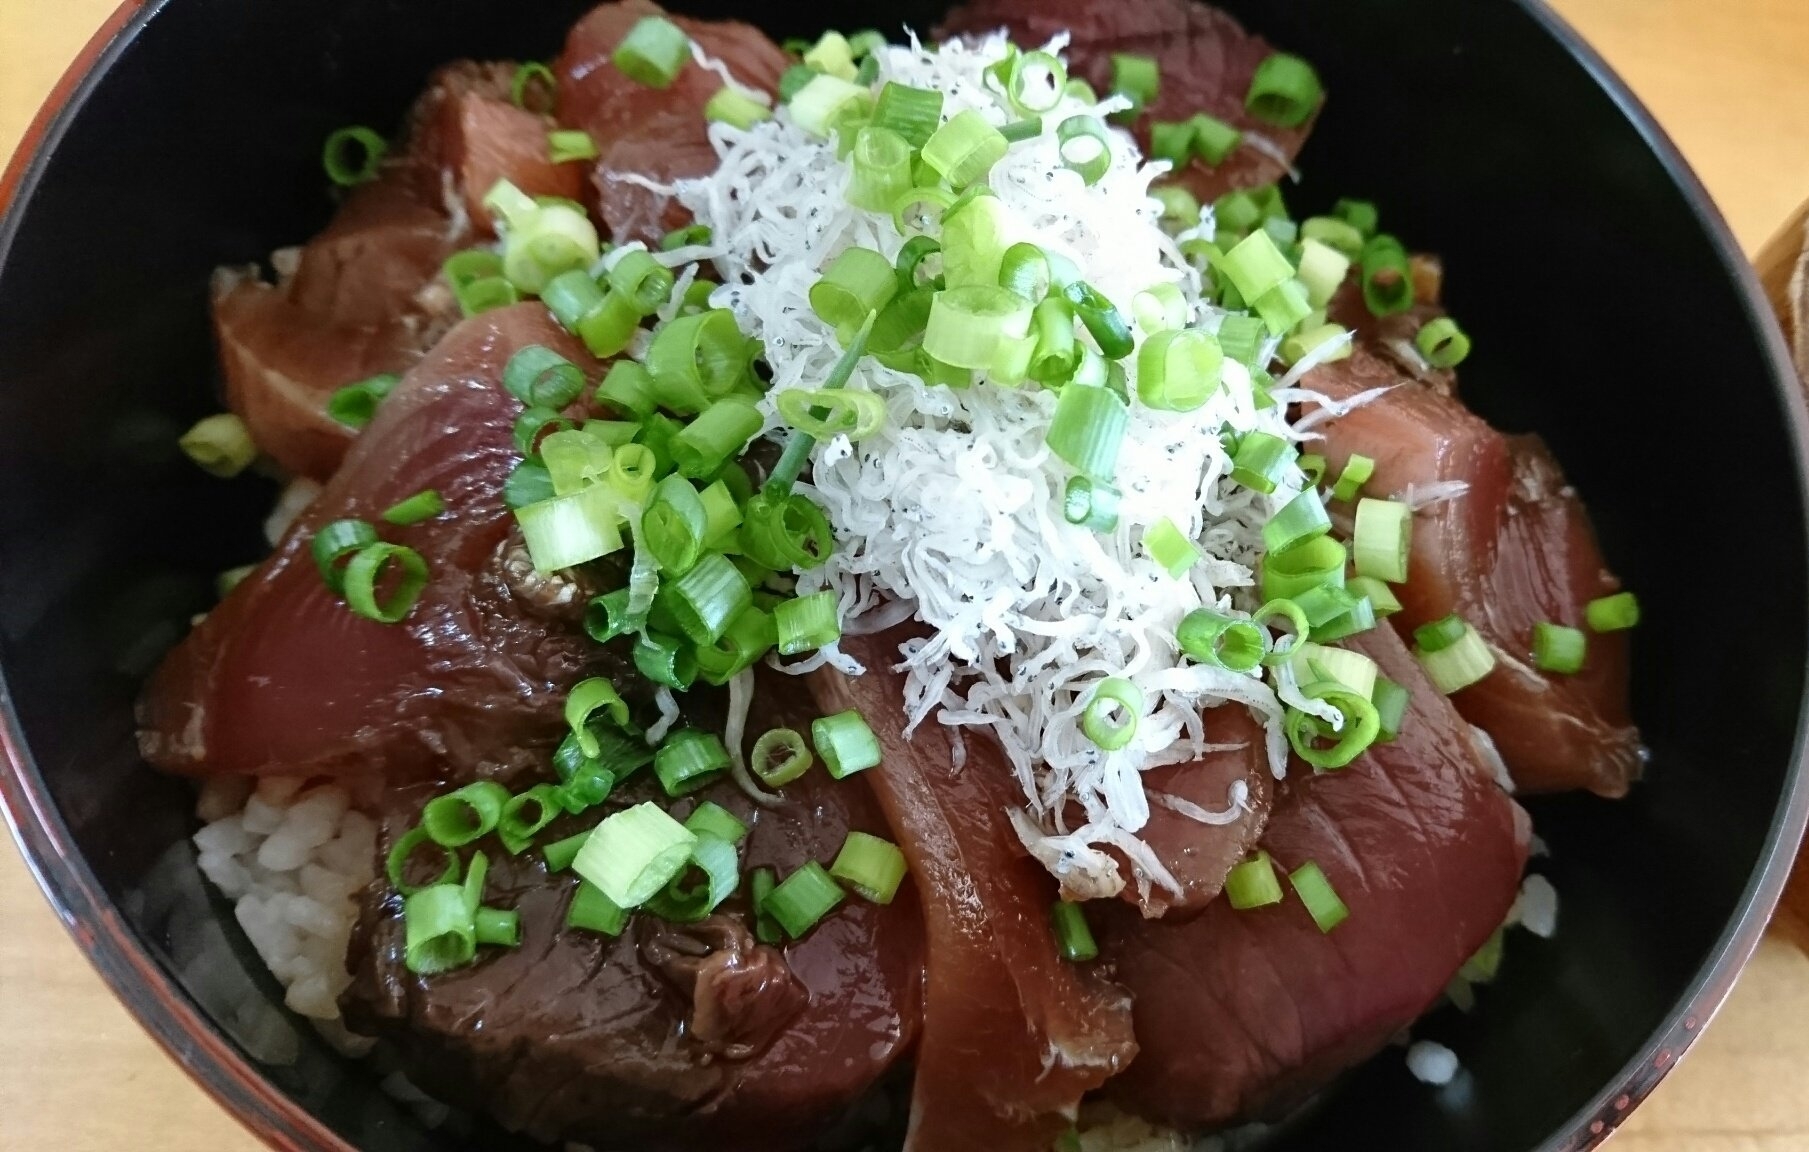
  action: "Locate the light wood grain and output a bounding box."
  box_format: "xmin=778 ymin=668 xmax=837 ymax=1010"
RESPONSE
xmin=4 ymin=1 xmax=1809 ymax=1150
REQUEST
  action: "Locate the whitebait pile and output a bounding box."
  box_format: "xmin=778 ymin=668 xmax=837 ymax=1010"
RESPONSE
xmin=649 ymin=32 xmax=1366 ymax=900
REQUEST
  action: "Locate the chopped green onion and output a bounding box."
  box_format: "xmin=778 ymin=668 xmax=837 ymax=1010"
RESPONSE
xmin=847 ymin=125 xmax=914 ymax=213
xmin=924 ymin=284 xmax=1033 ymax=371
xmin=694 ymin=604 xmax=776 ymax=685
xmin=634 ymin=630 xmax=697 ymax=690
xmin=593 ymin=360 xmax=656 ymax=420
xmin=812 ymin=247 xmax=898 ymax=331
xmin=645 ymin=309 xmax=749 ymax=413
xmin=697 ymin=479 xmax=743 ymax=546
xmin=1301 ymin=215 xmax=1364 ymax=257
xmin=1151 ymin=186 xmax=1200 ymax=233
xmin=1352 ymin=498 xmax=1412 ymax=583
xmin=422 ymin=781 xmax=510 ymax=848
xmin=750 ymin=727 xmax=814 ymax=787
xmin=326 ymin=373 xmax=400 ymax=430
xmin=1149 ymin=120 xmax=1195 ymax=167
xmin=660 ymin=224 xmax=713 ymax=252
xmin=657 ymin=552 xmax=752 ymax=645
xmin=179 ymin=413 xmax=257 ymax=478
xmin=1003 ymin=49 xmax=1066 ymax=115
xmin=1296 ymin=238 xmax=1353 ymax=309
xmin=449 ymin=256 xmax=515 ymax=316
xmin=1029 ymin=297 xmax=1080 ymax=384
xmin=1055 ymin=115 xmax=1111 ymax=184
xmin=1131 ymin=283 xmax=1188 ymax=335
xmin=541 ymin=826 xmax=591 ymax=873
xmin=1082 ymin=677 xmax=1143 ymax=751
xmin=497 ymin=785 xmax=563 ymax=855
xmin=748 ymin=867 xmax=783 ymax=943
xmin=1225 ymin=852 xmax=1284 ymax=909
xmin=1413 ymin=614 xmax=1469 ymax=654
xmin=547 ymin=129 xmax=599 ymax=165
xmin=540 ymin=428 xmax=613 ymax=496
xmin=830 ymin=831 xmax=909 ymax=903
xmin=1245 ymin=52 xmax=1322 ymax=128
xmin=1143 ymin=517 xmax=1201 ymax=578
xmin=1220 ymin=230 xmax=1294 ymax=304
xmin=1189 ymin=113 xmax=1242 ymax=164
xmin=894 ymin=236 xmax=942 ymax=292
xmin=643 ymin=833 xmax=741 ymax=923
xmin=566 ymin=880 xmax=631 ymax=935
xmin=1229 ymin=431 xmax=1297 ymax=495
xmin=511 ymin=61 xmax=557 ymax=111
xmin=573 ymin=801 xmax=697 ymax=908
xmin=608 ymin=442 xmax=658 ymax=504
xmin=803 ymin=30 xmax=857 ymax=79
xmin=613 ymin=15 xmax=691 ymax=88
xmin=762 ymin=861 xmax=845 ymax=938
xmin=516 ymin=483 xmax=627 ymax=572
xmin=1416 ymin=316 xmax=1472 ymax=368
xmin=812 ymin=709 xmax=882 ymax=779
xmin=1297 ymin=453 xmax=1327 ymax=488
xmin=1062 ymin=281 xmax=1135 ymax=360
xmin=1050 ymin=900 xmax=1098 ymax=962
xmin=501 ymin=199 xmax=601 ymax=294
xmin=564 ymin=677 xmax=629 ymax=758
xmin=1062 ymin=475 xmax=1121 ymax=532
xmin=504 ymin=459 xmax=555 ymax=509
xmin=922 ymin=109 xmax=1009 ymax=189
xmin=1262 ymin=488 xmax=1333 ymax=553
xmin=775 ymin=590 xmax=841 ymax=655
xmin=790 ymin=73 xmax=872 ymax=137
xmin=514 ymin=406 xmax=576 ymax=457
xmin=1109 ymin=53 xmax=1159 ymax=106
xmin=997 ymin=118 xmax=1042 ymax=143
xmin=1586 ymin=591 xmax=1640 ymax=632
xmin=339 ymin=542 xmax=428 ymax=623
xmin=386 ymin=826 xmax=458 ymax=896
xmin=739 ymin=490 xmax=835 ymax=571
xmin=671 ymin=397 xmax=762 ymax=479
xmin=1253 ymin=598 xmax=1311 ymax=665
xmin=777 ymin=63 xmax=817 ymax=103
xmin=642 ymin=473 xmax=709 ymax=575
xmin=1260 ymin=538 xmax=1346 ymax=604
xmin=1346 ymin=575 xmax=1402 ymax=617
xmin=607 ymin=250 xmax=677 ymax=315
xmin=1215 ymin=314 xmax=1267 ymax=368
xmin=1177 ymin=608 xmax=1269 ymax=672
xmin=1371 ymin=675 xmax=1410 ymax=742
xmin=1290 ymin=641 xmax=1379 ymax=699
xmin=1046 ymin=383 xmax=1128 ymax=480
xmin=1286 ymin=682 xmax=1381 ymax=769
xmin=404 ymin=884 xmax=476 ymax=974
xmin=704 ymin=85 xmax=772 ymax=129
xmin=503 ymin=345 xmax=586 ymax=409
xmin=322 ymin=125 xmax=386 ymax=186
xmin=542 ymin=269 xmax=609 ymax=335
xmin=1254 ymin=279 xmax=1312 ymax=336
xmin=1359 ymin=235 xmax=1414 ymax=317
xmin=1334 ymin=198 xmax=1379 ymax=238
xmin=1532 ymin=621 xmax=1587 ymax=674
xmin=1137 ymin=328 xmax=1223 ymax=410
xmin=935 ymin=190 xmax=1007 ymax=285
xmin=1288 ymin=861 xmax=1348 ymax=932
xmin=381 ymin=489 xmax=444 ymax=526
xmin=777 ymin=387 xmax=888 ymax=442
xmin=999 ymin=243 xmax=1053 ymax=303
xmin=684 ymin=801 xmax=748 ymax=845
xmin=871 ymin=82 xmax=943 ymax=149
xmin=1331 ymin=454 xmax=1374 ymax=502
xmin=1414 ymin=619 xmax=1497 ymax=694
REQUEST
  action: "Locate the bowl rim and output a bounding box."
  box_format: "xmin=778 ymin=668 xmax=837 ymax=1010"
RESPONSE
xmin=2 ymin=2 xmax=1807 ymax=1150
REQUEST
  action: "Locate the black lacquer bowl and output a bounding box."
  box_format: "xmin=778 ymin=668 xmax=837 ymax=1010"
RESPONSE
xmin=2 ymin=1 xmax=1806 ymax=1148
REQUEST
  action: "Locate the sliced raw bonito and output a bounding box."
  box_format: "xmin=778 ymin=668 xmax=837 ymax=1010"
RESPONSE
xmin=1303 ymin=348 xmax=1641 ymax=795
xmin=938 ymin=0 xmax=1317 ymax=203
xmin=139 ymin=304 xmax=607 ymax=786
xmin=343 ymin=721 xmax=923 ymax=1151
xmin=555 ymin=0 xmax=789 ymax=243
xmin=215 ymin=61 xmax=579 ymax=480
xmin=1100 ymin=624 xmax=1530 ymax=1126
xmin=814 ymin=628 xmax=1138 ymax=1152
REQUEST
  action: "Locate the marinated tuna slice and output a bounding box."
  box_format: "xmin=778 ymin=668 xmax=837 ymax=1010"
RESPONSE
xmin=555 ymin=0 xmax=789 ymax=242
xmin=815 ymin=629 xmax=1138 ymax=1152
xmin=1305 ymin=348 xmax=1642 ymax=796
xmin=343 ymin=711 xmax=923 ymax=1151
xmin=139 ymin=305 xmax=607 ymax=785
xmin=1101 ymin=624 xmax=1529 ymax=1127
xmin=938 ymin=0 xmax=1317 ymax=203
xmin=1127 ymin=704 xmax=1271 ymax=918
xmin=215 ymin=61 xmax=580 ymax=480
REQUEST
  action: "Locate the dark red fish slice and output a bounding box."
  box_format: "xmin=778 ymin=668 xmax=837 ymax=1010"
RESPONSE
xmin=1126 ymin=704 xmax=1271 ymax=918
xmin=1101 ymin=624 xmax=1529 ymax=1127
xmin=215 ymin=62 xmax=580 ymax=481
xmin=139 ymin=304 xmax=604 ymax=785
xmin=938 ymin=0 xmax=1317 ymax=203
xmin=555 ymin=0 xmax=789 ymax=243
xmin=814 ymin=629 xmax=1138 ymax=1152
xmin=1305 ymin=348 xmax=1642 ymax=796
xmin=344 ymin=688 xmax=923 ymax=1151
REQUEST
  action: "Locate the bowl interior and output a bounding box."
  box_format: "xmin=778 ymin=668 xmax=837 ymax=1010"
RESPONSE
xmin=1 ymin=1 xmax=1805 ymax=1149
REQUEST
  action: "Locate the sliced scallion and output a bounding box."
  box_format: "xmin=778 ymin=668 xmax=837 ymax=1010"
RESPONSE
xmin=1585 ymin=591 xmax=1640 ymax=632
xmin=613 ymin=15 xmax=692 ymax=88
xmin=1532 ymin=621 xmax=1587 ymax=674
xmin=1050 ymin=900 xmax=1098 ymax=962
xmin=1225 ymin=852 xmax=1284 ymax=909
xmin=1288 ymin=861 xmax=1349 ymax=932
xmin=1082 ymin=677 xmax=1143 ymax=751
xmin=573 ymin=802 xmax=697 ymax=908
xmin=830 ymin=830 xmax=909 ymax=903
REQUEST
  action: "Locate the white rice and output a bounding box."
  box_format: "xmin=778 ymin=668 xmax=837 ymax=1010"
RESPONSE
xmin=192 ymin=775 xmax=374 ymax=1021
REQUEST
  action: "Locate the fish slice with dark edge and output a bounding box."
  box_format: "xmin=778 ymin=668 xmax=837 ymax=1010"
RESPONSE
xmin=138 ymin=304 xmax=613 ymax=786
xmin=937 ymin=0 xmax=1318 ymax=203
xmin=342 ymin=697 xmax=923 ymax=1152
xmin=213 ymin=61 xmax=581 ymax=481
xmin=1305 ymin=346 xmax=1643 ymax=796
xmin=1099 ymin=623 xmax=1530 ymax=1127
xmin=813 ymin=627 xmax=1138 ymax=1152
xmin=555 ymin=0 xmax=789 ymax=244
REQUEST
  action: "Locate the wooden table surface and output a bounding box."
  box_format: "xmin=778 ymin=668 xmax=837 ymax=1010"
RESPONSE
xmin=6 ymin=0 xmax=1809 ymax=1149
